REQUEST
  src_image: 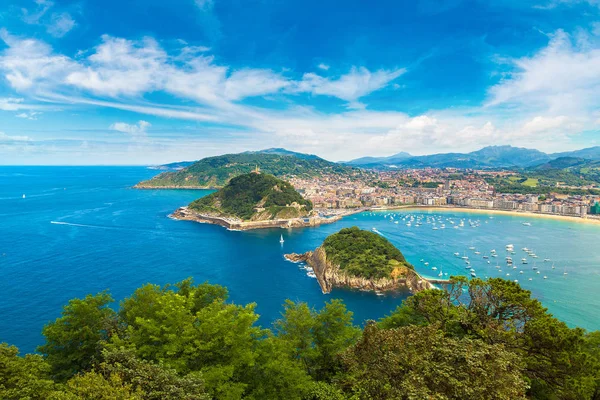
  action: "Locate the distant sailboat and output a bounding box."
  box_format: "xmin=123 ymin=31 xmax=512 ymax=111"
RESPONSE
xmin=279 ymin=235 xmax=284 ymax=244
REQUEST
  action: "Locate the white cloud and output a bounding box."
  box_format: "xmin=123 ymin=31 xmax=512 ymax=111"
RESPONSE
xmin=110 ymin=120 xmax=151 ymax=136
xmin=0 ymin=29 xmax=78 ymax=91
xmin=15 ymin=111 xmax=41 ymax=120
xmin=22 ymin=0 xmax=54 ymax=25
xmin=47 ymin=12 xmax=76 ymax=37
xmin=0 ymin=131 xmax=30 ymax=142
xmin=487 ymin=29 xmax=600 ymax=115
xmin=295 ymin=67 xmax=406 ymax=104
xmin=522 ymin=115 xmax=570 ymax=133
xmin=317 ymin=63 xmax=330 ymax=71
xmin=0 ymin=97 xmax=25 ymax=111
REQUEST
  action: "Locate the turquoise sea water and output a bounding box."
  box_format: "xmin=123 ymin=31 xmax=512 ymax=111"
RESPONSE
xmin=1 ymin=166 xmax=599 ymax=353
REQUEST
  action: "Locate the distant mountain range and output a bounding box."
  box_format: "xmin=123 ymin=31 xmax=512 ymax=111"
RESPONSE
xmin=344 ymin=145 xmax=600 ymax=169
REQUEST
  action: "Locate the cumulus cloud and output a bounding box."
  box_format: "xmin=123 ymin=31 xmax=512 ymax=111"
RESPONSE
xmin=110 ymin=120 xmax=151 ymax=136
xmin=1 ymin=27 xmax=598 ymax=161
xmin=487 ymin=29 xmax=600 ymax=115
xmin=317 ymin=63 xmax=330 ymax=71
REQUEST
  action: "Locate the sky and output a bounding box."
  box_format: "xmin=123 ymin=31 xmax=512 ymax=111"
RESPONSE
xmin=1 ymin=0 xmax=600 ymax=165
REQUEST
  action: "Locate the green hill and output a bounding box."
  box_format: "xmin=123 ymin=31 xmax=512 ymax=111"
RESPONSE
xmin=137 ymin=151 xmax=355 ymax=188
xmin=189 ymin=173 xmax=312 ymax=220
xmin=323 ymin=227 xmax=413 ymax=280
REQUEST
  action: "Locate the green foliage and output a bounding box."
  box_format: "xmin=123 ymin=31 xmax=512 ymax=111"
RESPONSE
xmin=116 ymin=281 xmax=262 ymax=399
xmin=273 ymin=299 xmax=361 ymax=381
xmin=38 ymin=292 xmax=116 ymax=382
xmin=339 ymin=322 xmax=527 ymax=399
xmin=0 ymin=343 xmax=58 ymax=399
xmin=138 ymin=152 xmax=355 ymax=188
xmin=5 ymin=277 xmax=600 ymax=400
xmin=92 ymin=347 xmax=209 ymax=400
xmin=322 ymin=226 xmax=411 ymax=279
xmin=379 ymin=277 xmax=599 ymax=399
xmin=189 ymin=173 xmax=312 ymax=220
xmin=52 ymin=371 xmax=141 ymax=400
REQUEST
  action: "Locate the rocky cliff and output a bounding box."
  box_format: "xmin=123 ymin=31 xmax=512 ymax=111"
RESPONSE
xmin=285 ymin=246 xmax=434 ymax=294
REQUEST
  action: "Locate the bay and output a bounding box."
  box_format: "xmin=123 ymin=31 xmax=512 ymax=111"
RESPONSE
xmin=0 ymin=166 xmax=598 ymax=353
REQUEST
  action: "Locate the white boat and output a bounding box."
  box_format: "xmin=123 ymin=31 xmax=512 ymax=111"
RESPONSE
xmin=438 ymin=270 xmax=443 ymax=277
xmin=432 ymin=266 xmax=437 ymax=270
xmin=280 ymin=235 xmax=284 ymax=244
xmin=543 ymin=276 xmax=548 ymax=279
xmin=453 ymin=252 xmax=460 ymax=256
xmin=424 ymin=262 xmax=429 ymax=266
xmin=22 ymin=194 xmax=26 ymax=199
xmin=522 ymin=222 xmax=531 ymax=226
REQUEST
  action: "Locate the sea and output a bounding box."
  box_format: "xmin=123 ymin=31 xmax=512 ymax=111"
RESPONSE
xmin=1 ymin=166 xmax=600 ymax=353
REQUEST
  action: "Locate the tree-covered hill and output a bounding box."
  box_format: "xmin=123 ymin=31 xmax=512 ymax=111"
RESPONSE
xmin=322 ymin=227 xmax=413 ymax=280
xmin=189 ymin=172 xmax=312 ymax=220
xmin=137 ymin=151 xmax=356 ymax=188
xmin=3 ymin=277 xmax=600 ymax=399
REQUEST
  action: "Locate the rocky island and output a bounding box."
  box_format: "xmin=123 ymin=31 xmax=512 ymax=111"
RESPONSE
xmin=286 ymin=227 xmax=439 ymax=294
xmin=171 ymin=171 xmax=343 ymax=230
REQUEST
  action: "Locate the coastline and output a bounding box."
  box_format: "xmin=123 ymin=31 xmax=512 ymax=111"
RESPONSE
xmin=170 ymin=206 xmax=359 ymax=230
xmin=135 ymin=184 xmax=218 ymax=190
xmin=363 ymin=205 xmax=600 ymax=226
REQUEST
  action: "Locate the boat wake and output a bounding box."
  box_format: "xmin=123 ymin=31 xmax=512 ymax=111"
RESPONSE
xmin=50 ymin=221 xmax=107 ymax=229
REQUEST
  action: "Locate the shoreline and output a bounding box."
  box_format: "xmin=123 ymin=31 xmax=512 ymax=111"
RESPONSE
xmin=362 ymin=205 xmax=600 ymax=226
xmin=170 ymin=206 xmax=357 ymax=230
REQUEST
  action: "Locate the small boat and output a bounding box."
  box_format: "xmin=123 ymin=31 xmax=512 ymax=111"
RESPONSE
xmin=471 ymin=272 xmax=476 ymax=277
xmin=22 ymin=194 xmax=26 ymax=199
xmin=522 ymin=222 xmax=531 ymax=226
xmin=514 ymin=279 xmax=519 ymax=283
xmin=528 ymin=278 xmax=533 ymax=281
xmin=519 ymin=271 xmax=524 ymax=274
xmin=543 ymin=258 xmax=550 ymax=262
xmin=474 ymin=251 xmax=481 ymax=255
xmin=482 ymin=255 xmax=489 ymax=259
xmin=438 ymin=271 xmax=443 ymax=277
xmin=280 ymin=235 xmax=284 ymax=244
xmin=543 ymin=276 xmax=548 ymax=279
xmin=424 ymin=262 xmax=429 ymax=266
xmin=468 ymin=246 xmax=476 ymax=250
xmin=432 ymin=266 xmax=437 ymax=270
xmin=453 ymin=252 xmax=460 ymax=257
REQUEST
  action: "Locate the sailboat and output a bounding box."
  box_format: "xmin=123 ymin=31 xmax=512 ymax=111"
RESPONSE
xmin=279 ymin=235 xmax=284 ymax=244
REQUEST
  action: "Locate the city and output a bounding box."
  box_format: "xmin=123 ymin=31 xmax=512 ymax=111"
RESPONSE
xmin=289 ymin=168 xmax=600 ymax=219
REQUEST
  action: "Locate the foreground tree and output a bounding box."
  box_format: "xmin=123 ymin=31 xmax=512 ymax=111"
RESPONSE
xmin=0 ymin=343 xmax=58 ymax=399
xmin=274 ymin=299 xmax=361 ymax=380
xmin=38 ymin=292 xmax=116 ymax=381
xmin=339 ymin=322 xmax=527 ymax=399
xmin=380 ymin=277 xmax=596 ymax=399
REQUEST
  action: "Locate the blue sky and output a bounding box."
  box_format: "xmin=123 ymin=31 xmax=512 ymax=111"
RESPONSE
xmin=1 ymin=0 xmax=600 ymax=164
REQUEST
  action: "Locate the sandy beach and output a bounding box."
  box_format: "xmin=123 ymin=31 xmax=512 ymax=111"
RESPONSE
xmin=364 ymin=205 xmax=600 ymax=226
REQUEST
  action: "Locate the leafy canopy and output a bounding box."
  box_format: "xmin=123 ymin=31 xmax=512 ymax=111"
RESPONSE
xmin=323 ymin=226 xmax=412 ymax=279
xmin=190 ymin=173 xmax=312 ymax=220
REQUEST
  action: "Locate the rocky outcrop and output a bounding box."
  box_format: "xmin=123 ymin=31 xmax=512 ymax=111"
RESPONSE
xmin=171 ymin=207 xmax=343 ymax=231
xmin=286 ymin=246 xmax=434 ymax=294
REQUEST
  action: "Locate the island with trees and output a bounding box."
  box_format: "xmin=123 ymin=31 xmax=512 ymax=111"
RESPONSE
xmin=286 ymin=227 xmax=439 ymax=293
xmin=171 ymin=172 xmax=343 ymax=230
xmin=2 ymin=277 xmax=600 ymax=399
